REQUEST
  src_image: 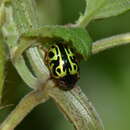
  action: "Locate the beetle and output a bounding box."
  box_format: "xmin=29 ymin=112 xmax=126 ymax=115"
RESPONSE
xmin=45 ymin=43 xmax=80 ymax=90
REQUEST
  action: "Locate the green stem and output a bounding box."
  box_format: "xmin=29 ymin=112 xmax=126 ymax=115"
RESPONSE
xmin=13 ymin=56 xmax=38 ymax=89
xmin=0 ymin=79 xmax=104 ymax=130
xmin=0 ymin=83 xmax=50 ymax=130
xmin=48 ymin=85 xmax=104 ymax=130
xmin=75 ymin=0 xmax=105 ymax=27
xmin=76 ymin=10 xmax=94 ymax=27
xmin=76 ymin=11 xmax=88 ymax=27
xmin=92 ymin=33 xmax=130 ymax=55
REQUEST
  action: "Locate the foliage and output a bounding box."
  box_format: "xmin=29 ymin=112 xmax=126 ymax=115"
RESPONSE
xmin=77 ymin=0 xmax=130 ymax=26
xmin=0 ymin=0 xmax=130 ymax=130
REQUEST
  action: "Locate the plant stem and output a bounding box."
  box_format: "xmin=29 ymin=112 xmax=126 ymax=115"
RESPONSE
xmin=0 ymin=78 xmax=104 ymax=130
xmin=75 ymin=0 xmax=89 ymax=27
xmin=0 ymin=81 xmax=51 ymax=130
xmin=76 ymin=9 xmax=89 ymax=27
xmin=75 ymin=0 xmax=105 ymax=27
xmin=48 ymin=85 xmax=104 ymax=130
xmin=92 ymin=33 xmax=130 ymax=55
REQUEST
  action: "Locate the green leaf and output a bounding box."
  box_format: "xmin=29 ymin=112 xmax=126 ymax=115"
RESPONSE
xmin=76 ymin=0 xmax=130 ymax=27
xmin=94 ymin=0 xmax=130 ymax=19
xmin=23 ymin=26 xmax=92 ymax=59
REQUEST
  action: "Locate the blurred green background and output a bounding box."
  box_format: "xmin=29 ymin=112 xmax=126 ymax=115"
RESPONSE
xmin=1 ymin=0 xmax=130 ymax=130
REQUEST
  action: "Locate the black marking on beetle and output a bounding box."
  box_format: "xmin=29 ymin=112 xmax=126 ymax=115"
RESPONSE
xmin=74 ymin=65 xmax=77 ymax=70
xmin=57 ymin=43 xmax=72 ymax=74
xmin=64 ymin=46 xmax=70 ymax=54
xmin=49 ymin=51 xmax=54 ymax=58
xmin=55 ymin=45 xmax=59 ymax=54
xmin=50 ymin=56 xmax=60 ymax=77
xmin=51 ymin=45 xmax=55 ymax=48
xmin=70 ymin=55 xmax=79 ymax=71
xmin=70 ymin=55 xmax=77 ymax=64
xmin=57 ymin=68 xmax=61 ymax=73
